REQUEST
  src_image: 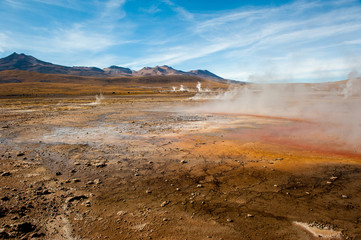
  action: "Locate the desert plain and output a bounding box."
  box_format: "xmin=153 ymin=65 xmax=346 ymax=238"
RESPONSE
xmin=0 ymin=79 xmax=361 ymax=240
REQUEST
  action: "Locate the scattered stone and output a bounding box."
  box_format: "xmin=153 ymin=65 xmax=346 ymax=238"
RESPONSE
xmin=148 ymin=161 xmax=153 ymax=164
xmin=0 ymin=228 xmax=9 ymax=238
xmin=146 ymin=190 xmax=152 ymax=194
xmin=16 ymin=152 xmax=25 ymax=157
xmin=1 ymin=196 xmax=10 ymax=201
xmin=94 ymin=179 xmax=101 ymax=184
xmin=95 ymin=162 xmax=107 ymax=168
xmin=162 ymin=218 xmax=168 ymax=222
xmin=55 ymin=172 xmax=62 ymax=176
xmin=227 ymin=218 xmax=233 ymax=222
xmin=342 ymin=195 xmax=348 ymax=199
xmin=73 ymin=162 xmax=81 ymax=165
xmin=161 ymin=201 xmax=170 ymax=207
xmin=70 ymin=169 xmax=76 ymax=174
xmin=41 ymin=189 xmax=51 ymax=195
xmin=326 ymin=181 xmax=332 ymax=185
xmin=1 ymin=172 xmax=11 ymax=177
xmin=134 ymin=173 xmax=139 ymax=176
xmin=246 ymin=214 xmax=254 ymax=218
xmin=117 ymin=210 xmax=127 ymax=216
xmin=197 ymin=184 xmax=203 ymax=188
xmin=330 ymin=176 xmax=338 ymax=180
xmin=180 ymin=160 xmax=187 ymax=164
xmin=72 ymin=178 xmax=81 ymax=183
xmin=65 ymin=195 xmax=88 ymax=203
xmin=176 ymin=188 xmax=181 ymax=191
xmin=82 ymin=200 xmax=91 ymax=207
xmin=13 ymin=222 xmax=35 ymax=233
xmin=30 ymin=232 xmax=46 ymax=238
xmin=87 ymin=180 xmax=94 ymax=185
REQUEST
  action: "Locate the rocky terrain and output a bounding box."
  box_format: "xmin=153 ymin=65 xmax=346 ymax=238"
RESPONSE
xmin=0 ymin=94 xmax=360 ymax=240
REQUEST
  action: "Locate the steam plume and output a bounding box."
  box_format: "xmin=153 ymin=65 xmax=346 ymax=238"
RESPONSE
xmin=192 ymin=76 xmax=361 ymax=151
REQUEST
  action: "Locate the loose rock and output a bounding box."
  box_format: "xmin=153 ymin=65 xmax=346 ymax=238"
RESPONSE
xmin=161 ymin=201 xmax=170 ymax=207
xmin=94 ymin=179 xmax=101 ymax=184
xmin=65 ymin=195 xmax=88 ymax=203
xmin=1 ymin=172 xmax=11 ymax=177
xmin=13 ymin=222 xmax=35 ymax=233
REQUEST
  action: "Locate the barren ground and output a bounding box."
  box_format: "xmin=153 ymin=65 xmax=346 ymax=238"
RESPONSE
xmin=0 ymin=94 xmax=360 ymax=240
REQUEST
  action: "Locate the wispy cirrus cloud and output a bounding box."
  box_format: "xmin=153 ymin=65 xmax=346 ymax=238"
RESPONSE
xmin=124 ymin=0 xmax=361 ymax=82
xmin=1 ymin=0 xmax=361 ymax=81
xmin=3 ymin=0 xmax=84 ymax=10
xmin=162 ymin=0 xmax=194 ymax=21
xmin=100 ymin=0 xmax=127 ymax=22
xmin=50 ymin=27 xmax=116 ymax=53
xmin=0 ymin=33 xmax=9 ymax=52
xmin=0 ymin=0 xmax=131 ymax=60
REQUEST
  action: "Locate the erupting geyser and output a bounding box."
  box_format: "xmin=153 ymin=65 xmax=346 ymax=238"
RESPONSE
xmin=197 ymin=82 xmax=202 ymax=92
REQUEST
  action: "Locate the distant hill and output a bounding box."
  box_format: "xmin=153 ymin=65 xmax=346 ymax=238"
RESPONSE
xmin=0 ymin=70 xmax=212 ymax=85
xmin=0 ymin=70 xmax=235 ymax=96
xmin=103 ymin=66 xmax=133 ymax=76
xmin=134 ymin=65 xmax=185 ymax=76
xmin=0 ymin=52 xmax=227 ymax=81
xmin=0 ymin=53 xmax=106 ymax=76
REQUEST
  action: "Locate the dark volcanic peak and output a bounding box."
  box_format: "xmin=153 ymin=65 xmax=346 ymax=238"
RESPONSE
xmin=188 ymin=69 xmax=222 ymax=79
xmin=0 ymin=52 xmax=224 ymax=80
xmin=103 ymin=65 xmax=133 ymax=76
xmin=72 ymin=66 xmax=104 ymax=71
xmin=0 ymin=52 xmax=52 ymax=70
xmin=0 ymin=52 xmax=106 ymax=76
xmin=134 ymin=65 xmax=185 ymax=76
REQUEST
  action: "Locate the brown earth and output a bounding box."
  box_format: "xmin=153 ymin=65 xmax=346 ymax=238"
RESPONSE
xmin=0 ymin=70 xmax=232 ymax=96
xmin=0 ymin=93 xmax=360 ymax=240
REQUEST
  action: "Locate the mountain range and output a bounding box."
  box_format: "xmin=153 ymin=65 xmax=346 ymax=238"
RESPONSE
xmin=0 ymin=53 xmax=224 ymax=80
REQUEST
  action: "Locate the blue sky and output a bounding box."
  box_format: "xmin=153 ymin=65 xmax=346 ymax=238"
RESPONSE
xmin=0 ymin=0 xmax=361 ymax=82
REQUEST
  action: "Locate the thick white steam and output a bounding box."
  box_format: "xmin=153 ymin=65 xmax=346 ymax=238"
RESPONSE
xmin=193 ymin=76 xmax=361 ymax=150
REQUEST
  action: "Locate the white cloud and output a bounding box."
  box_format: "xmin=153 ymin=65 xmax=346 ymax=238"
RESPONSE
xmin=3 ymin=0 xmax=25 ymax=8
xmin=128 ymin=0 xmax=361 ymax=81
xmin=0 ymin=33 xmax=9 ymax=52
xmin=4 ymin=0 xmax=83 ymax=10
xmin=100 ymin=0 xmax=127 ymax=21
xmin=50 ymin=27 xmax=116 ymax=53
xmin=2 ymin=0 xmax=361 ymax=82
xmin=162 ymin=0 xmax=194 ymax=21
xmin=344 ymin=39 xmax=361 ymax=45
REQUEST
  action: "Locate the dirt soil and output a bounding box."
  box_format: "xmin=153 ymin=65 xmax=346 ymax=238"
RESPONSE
xmin=0 ymin=94 xmax=360 ymax=240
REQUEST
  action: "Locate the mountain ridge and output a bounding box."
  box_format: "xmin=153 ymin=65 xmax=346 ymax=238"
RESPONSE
xmin=0 ymin=52 xmax=224 ymax=80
